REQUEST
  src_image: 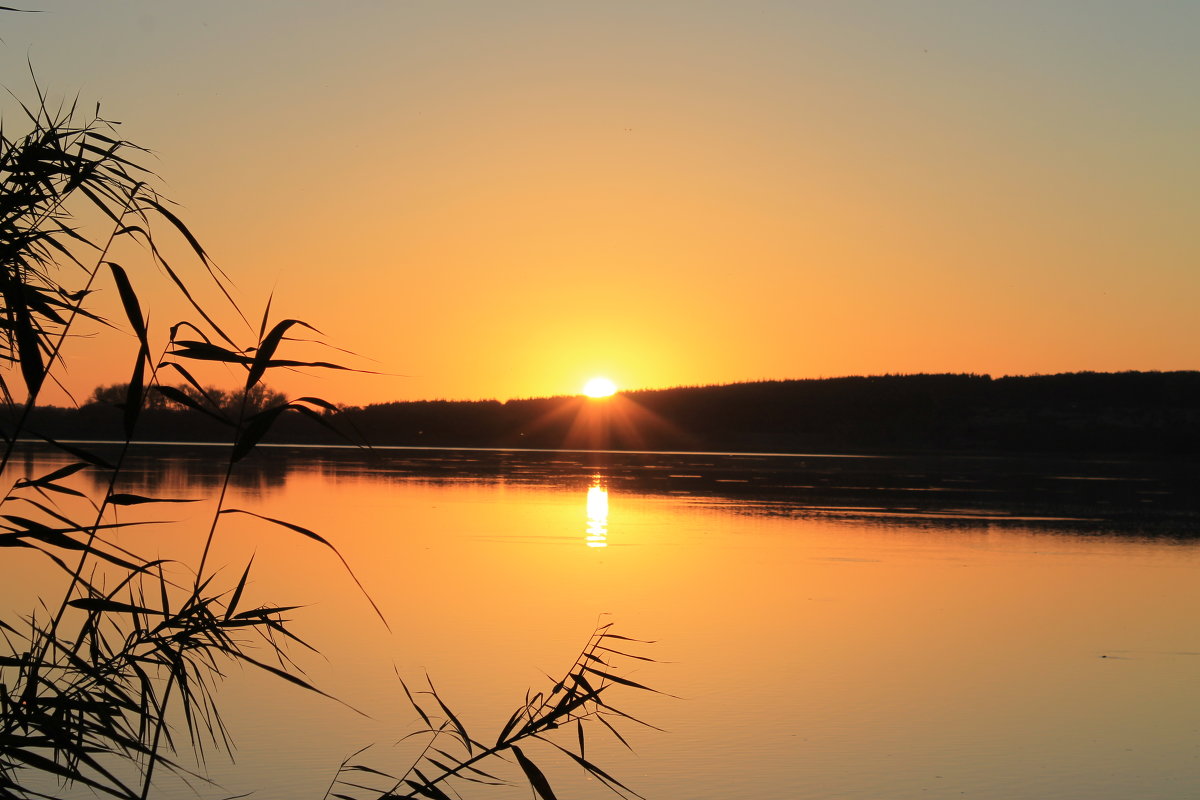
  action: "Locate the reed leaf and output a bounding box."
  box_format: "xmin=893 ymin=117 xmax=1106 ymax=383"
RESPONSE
xmin=423 ymin=674 xmax=471 ymax=753
xmin=106 ymin=493 xmax=196 ymax=506
xmin=405 ymin=777 xmax=453 ymax=800
xmin=66 ymin=598 xmax=155 ymax=615
xmin=246 ymin=318 xmax=316 ymax=389
xmin=30 ymin=433 xmax=116 ymax=469
xmin=122 ymin=341 xmax=148 ymax=438
xmin=223 ymin=558 xmax=254 ymax=622
xmin=229 ymin=403 xmax=288 ymax=462
xmin=510 ymin=746 xmax=558 ymax=800
xmin=152 ymin=385 xmax=233 ymax=426
xmin=536 ymin=738 xmax=644 ymax=800
xmin=106 ymin=262 xmax=146 ymax=344
xmin=21 ymin=460 xmax=89 ymax=485
xmin=218 ymin=508 xmax=388 ymax=629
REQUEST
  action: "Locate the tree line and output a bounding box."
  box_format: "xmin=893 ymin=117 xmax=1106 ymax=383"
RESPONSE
xmin=87 ymin=382 xmax=288 ymax=414
xmin=25 ymin=370 xmax=1200 ymax=455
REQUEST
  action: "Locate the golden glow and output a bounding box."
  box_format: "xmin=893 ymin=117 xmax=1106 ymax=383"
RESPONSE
xmin=582 ymin=377 xmax=618 ymax=398
xmin=17 ymin=6 xmax=1196 ymax=410
xmin=585 ymin=479 xmax=609 ymax=548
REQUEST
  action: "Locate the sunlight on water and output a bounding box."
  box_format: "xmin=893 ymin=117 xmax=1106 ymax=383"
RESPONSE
xmin=585 ymin=477 xmax=608 ymax=547
xmin=4 ymin=445 xmax=1199 ymax=800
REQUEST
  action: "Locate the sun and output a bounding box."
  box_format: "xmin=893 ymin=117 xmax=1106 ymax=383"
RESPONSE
xmin=582 ymin=376 xmax=618 ymax=398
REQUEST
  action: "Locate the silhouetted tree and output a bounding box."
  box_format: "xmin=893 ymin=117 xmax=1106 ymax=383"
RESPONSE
xmin=88 ymin=382 xmax=287 ymax=416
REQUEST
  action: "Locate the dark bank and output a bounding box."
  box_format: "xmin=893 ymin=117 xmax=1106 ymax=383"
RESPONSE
xmin=27 ymin=370 xmax=1200 ymax=456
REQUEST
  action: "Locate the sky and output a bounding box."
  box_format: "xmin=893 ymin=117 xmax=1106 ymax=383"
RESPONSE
xmin=2 ymin=1 xmax=1196 ymax=406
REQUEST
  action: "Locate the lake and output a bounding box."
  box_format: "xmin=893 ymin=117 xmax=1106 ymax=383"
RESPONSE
xmin=3 ymin=443 xmax=1199 ymax=799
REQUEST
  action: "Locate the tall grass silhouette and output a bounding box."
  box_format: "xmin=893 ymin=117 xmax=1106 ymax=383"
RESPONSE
xmin=0 ymin=77 xmax=658 ymax=800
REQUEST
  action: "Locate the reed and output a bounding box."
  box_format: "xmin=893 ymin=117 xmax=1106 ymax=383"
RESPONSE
xmin=325 ymin=623 xmax=662 ymax=800
xmin=0 ymin=80 xmax=657 ymax=800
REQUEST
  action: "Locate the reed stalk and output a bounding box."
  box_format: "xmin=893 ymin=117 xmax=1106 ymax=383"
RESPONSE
xmin=1 ymin=64 xmax=659 ymax=800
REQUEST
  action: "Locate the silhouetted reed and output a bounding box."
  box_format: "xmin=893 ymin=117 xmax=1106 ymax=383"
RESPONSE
xmin=0 ymin=80 xmax=657 ymax=799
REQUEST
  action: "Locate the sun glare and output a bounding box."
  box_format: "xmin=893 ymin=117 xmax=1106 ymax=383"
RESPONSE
xmin=582 ymin=376 xmax=617 ymax=398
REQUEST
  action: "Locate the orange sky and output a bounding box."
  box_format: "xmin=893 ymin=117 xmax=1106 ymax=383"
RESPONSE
xmin=4 ymin=2 xmax=1196 ymax=406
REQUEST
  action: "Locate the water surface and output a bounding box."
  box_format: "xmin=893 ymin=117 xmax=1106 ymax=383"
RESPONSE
xmin=4 ymin=444 xmax=1198 ymax=799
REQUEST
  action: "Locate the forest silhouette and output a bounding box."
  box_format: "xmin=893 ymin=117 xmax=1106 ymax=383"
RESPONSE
xmin=31 ymin=370 xmax=1200 ymax=456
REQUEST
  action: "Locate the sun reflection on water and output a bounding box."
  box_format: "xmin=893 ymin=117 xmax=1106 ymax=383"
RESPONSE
xmin=585 ymin=478 xmax=609 ymax=548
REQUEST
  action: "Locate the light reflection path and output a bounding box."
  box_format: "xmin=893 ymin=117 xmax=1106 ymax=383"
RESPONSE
xmin=585 ymin=477 xmax=608 ymax=547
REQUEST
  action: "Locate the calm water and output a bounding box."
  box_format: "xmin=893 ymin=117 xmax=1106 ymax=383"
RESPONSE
xmin=4 ymin=444 xmax=1199 ymax=799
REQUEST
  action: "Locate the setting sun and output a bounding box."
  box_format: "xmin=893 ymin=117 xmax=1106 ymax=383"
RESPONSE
xmin=582 ymin=377 xmax=617 ymax=398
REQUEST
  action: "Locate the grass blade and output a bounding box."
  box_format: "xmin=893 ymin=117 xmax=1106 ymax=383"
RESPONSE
xmin=511 ymin=745 xmax=558 ymax=800
xmin=219 ymin=508 xmax=388 ymax=630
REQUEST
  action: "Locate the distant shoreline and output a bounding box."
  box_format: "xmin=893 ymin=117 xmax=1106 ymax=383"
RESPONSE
xmin=20 ymin=370 xmax=1200 ymax=457
xmin=14 ymin=437 xmax=891 ymax=460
